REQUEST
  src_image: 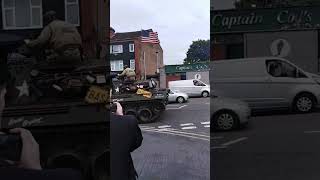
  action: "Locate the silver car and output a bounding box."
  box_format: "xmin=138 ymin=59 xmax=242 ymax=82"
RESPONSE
xmin=211 ymin=95 xmax=251 ymax=131
xmin=168 ymin=89 xmax=189 ymax=103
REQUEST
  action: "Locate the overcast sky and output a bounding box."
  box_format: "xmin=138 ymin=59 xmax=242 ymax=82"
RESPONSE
xmin=111 ymin=0 xmax=210 ymax=65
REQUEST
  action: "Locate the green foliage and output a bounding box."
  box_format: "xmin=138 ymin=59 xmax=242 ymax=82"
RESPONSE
xmin=183 ymin=39 xmax=210 ymax=64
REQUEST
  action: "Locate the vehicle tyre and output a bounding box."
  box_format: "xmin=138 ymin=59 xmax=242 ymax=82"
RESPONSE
xmin=202 ymin=91 xmax=209 ymax=98
xmin=125 ymin=109 xmax=137 ymax=117
xmin=137 ymin=108 xmax=153 ymax=123
xmin=176 ymin=96 xmax=185 ymax=103
xmin=153 ymin=103 xmax=166 ymax=114
xmin=212 ymin=110 xmax=239 ymax=131
xmin=293 ymin=93 xmax=316 ymax=113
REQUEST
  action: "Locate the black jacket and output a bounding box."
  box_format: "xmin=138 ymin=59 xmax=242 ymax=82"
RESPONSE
xmin=110 ymin=114 xmax=143 ymax=180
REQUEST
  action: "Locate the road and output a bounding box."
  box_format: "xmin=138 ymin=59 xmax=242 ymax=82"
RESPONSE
xmin=132 ymin=98 xmax=210 ymax=180
xmin=212 ymin=110 xmax=320 ymax=180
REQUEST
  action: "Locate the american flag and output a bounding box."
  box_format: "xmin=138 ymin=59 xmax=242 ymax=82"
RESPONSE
xmin=141 ymin=30 xmax=160 ymax=44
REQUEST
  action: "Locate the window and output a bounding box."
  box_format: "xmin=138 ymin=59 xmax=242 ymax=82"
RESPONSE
xmin=2 ymin=0 xmax=42 ymax=29
xmin=193 ymin=80 xmax=206 ymax=86
xmin=266 ymin=60 xmax=297 ymax=78
xmin=129 ymin=43 xmax=135 ymax=52
xmin=110 ymin=60 xmax=124 ymax=71
xmin=65 ymin=0 xmax=80 ymax=26
xmin=130 ymin=59 xmax=135 ymax=70
xmin=111 ymin=45 xmax=123 ymax=54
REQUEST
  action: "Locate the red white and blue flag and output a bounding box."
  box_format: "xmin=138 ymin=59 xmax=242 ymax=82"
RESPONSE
xmin=141 ymin=30 xmax=160 ymax=44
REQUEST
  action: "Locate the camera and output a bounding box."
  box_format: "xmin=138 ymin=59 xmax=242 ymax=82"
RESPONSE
xmin=0 ymin=133 xmax=22 ymax=162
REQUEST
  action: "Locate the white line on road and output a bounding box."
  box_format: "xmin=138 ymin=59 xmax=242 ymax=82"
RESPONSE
xmin=158 ymin=125 xmax=172 ymax=129
xmin=140 ymin=127 xmax=156 ymax=130
xmin=222 ymin=137 xmax=248 ymax=146
xmin=201 ymin=121 xmax=210 ymax=125
xmin=157 ymin=129 xmax=210 ymax=138
xmin=178 ymin=105 xmax=187 ymax=109
xmin=304 ymin=131 xmax=320 ymax=133
xmin=211 ymin=146 xmax=227 ymax=149
xmin=204 ymin=125 xmax=210 ymax=128
xmin=142 ymin=129 xmax=210 ymax=141
xmin=180 ymin=123 xmax=194 ymax=126
xmin=211 ymin=136 xmax=223 ymax=140
xmin=181 ymin=126 xmax=197 ymax=130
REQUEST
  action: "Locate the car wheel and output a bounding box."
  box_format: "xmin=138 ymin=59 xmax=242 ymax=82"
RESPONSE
xmin=213 ymin=110 xmax=239 ymax=131
xmin=202 ymin=91 xmax=209 ymax=98
xmin=176 ymin=96 xmax=185 ymax=103
xmin=293 ymin=93 xmax=315 ymax=113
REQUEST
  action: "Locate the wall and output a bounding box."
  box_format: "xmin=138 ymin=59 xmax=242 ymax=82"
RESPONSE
xmin=110 ymin=40 xmax=135 ymax=72
xmin=139 ymin=43 xmax=163 ymax=78
xmin=186 ymin=71 xmax=209 ymax=84
xmin=245 ymin=30 xmax=318 ymax=73
xmin=159 ymin=67 xmax=166 ymax=89
xmin=166 ymin=75 xmax=181 ymax=88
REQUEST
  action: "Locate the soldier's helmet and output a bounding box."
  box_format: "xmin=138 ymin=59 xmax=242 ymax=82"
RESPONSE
xmin=43 ymin=11 xmax=57 ymax=25
xmin=124 ymin=65 xmax=129 ymax=69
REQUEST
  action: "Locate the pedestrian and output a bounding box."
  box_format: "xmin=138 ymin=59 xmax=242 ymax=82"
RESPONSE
xmin=110 ymin=102 xmax=143 ymax=180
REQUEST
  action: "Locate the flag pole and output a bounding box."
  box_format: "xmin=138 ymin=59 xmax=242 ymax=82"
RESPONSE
xmin=143 ymin=51 xmax=146 ymax=80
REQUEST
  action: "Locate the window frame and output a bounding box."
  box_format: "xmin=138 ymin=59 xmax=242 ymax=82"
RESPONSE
xmin=64 ymin=0 xmax=80 ymax=26
xmin=110 ymin=60 xmax=124 ymax=71
xmin=111 ymin=45 xmax=123 ymax=54
xmin=266 ymin=59 xmax=298 ymax=78
xmin=129 ymin=43 xmax=135 ymax=52
xmin=2 ymin=0 xmax=43 ymax=30
xmin=130 ymin=59 xmax=135 ymax=70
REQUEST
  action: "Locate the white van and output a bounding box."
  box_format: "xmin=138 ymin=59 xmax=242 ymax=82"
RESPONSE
xmin=211 ymin=57 xmax=320 ymax=113
xmin=168 ymin=79 xmax=210 ymax=97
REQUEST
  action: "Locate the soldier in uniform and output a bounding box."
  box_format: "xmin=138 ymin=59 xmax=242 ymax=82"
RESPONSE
xmin=118 ymin=65 xmax=136 ymax=82
xmin=25 ymin=11 xmax=82 ymax=65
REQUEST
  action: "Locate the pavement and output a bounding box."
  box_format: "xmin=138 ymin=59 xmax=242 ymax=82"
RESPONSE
xmin=132 ymin=98 xmax=210 ymax=180
xmin=212 ymin=110 xmax=320 ymax=180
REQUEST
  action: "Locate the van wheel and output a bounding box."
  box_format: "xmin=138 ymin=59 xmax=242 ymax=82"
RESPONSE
xmin=202 ymin=91 xmax=209 ymax=98
xmin=176 ymin=96 xmax=185 ymax=103
xmin=293 ymin=93 xmax=315 ymax=113
xmin=213 ymin=110 xmax=239 ymax=131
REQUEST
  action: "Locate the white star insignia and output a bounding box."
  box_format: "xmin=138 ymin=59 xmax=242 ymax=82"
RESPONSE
xmin=16 ymin=80 xmax=29 ymax=97
xmin=115 ymin=87 xmax=120 ymax=93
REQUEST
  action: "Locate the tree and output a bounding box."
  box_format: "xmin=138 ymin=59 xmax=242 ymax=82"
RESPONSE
xmin=234 ymin=0 xmax=320 ymax=9
xmin=183 ymin=39 xmax=210 ymax=64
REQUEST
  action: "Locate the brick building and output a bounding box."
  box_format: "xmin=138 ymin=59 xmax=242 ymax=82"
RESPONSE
xmin=110 ymin=28 xmax=163 ymax=80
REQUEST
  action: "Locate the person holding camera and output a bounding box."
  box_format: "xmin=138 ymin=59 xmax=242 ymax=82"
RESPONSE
xmin=111 ymin=102 xmax=143 ymax=180
xmin=0 ymin=64 xmax=82 ymax=180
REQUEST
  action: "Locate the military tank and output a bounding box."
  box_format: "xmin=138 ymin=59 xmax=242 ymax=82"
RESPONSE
xmin=111 ymin=74 xmax=168 ymax=124
xmin=0 ymin=34 xmax=109 ymax=180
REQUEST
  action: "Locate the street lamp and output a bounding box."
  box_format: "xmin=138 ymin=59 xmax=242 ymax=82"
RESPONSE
xmin=156 ymin=51 xmax=159 ymax=73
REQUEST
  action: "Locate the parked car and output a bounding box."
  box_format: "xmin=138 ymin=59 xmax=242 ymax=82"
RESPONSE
xmin=211 ymin=57 xmax=320 ymax=113
xmin=211 ymin=94 xmax=251 ymax=131
xmin=168 ymin=79 xmax=210 ymax=97
xmin=168 ymin=89 xmax=189 ymax=103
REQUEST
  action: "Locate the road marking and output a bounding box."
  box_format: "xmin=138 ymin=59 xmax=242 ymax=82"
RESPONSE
xmin=180 ymin=123 xmax=194 ymax=126
xmin=181 ymin=126 xmax=197 ymax=130
xmin=158 ymin=125 xmax=171 ymax=129
xmin=157 ymin=129 xmax=210 ymax=138
xmin=204 ymin=125 xmax=210 ymax=128
xmin=304 ymin=131 xmax=320 ymax=133
xmin=205 ymin=103 xmax=210 ymax=105
xmin=166 ymin=105 xmax=188 ymax=110
xmin=142 ymin=129 xmax=210 ymax=141
xmin=140 ymin=127 xmax=156 ymax=130
xmin=201 ymin=121 xmax=210 ymax=125
xmin=211 ymin=146 xmax=227 ymax=149
xmin=211 ymin=136 xmax=223 ymax=140
xmin=222 ymin=137 xmax=248 ymax=146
